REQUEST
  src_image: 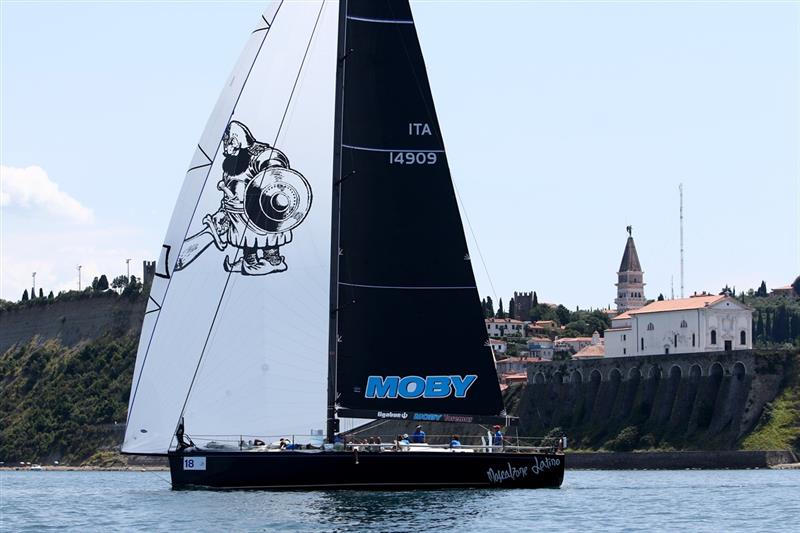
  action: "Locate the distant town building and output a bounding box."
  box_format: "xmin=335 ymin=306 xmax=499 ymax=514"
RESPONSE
xmin=485 ymin=318 xmax=525 ymax=337
xmin=496 ymin=356 xmax=542 ymax=374
xmin=513 ymin=291 xmax=533 ymax=320
xmin=614 ymin=226 xmax=646 ymax=313
xmin=573 ymin=331 xmax=605 ymax=359
xmin=554 ymin=336 xmax=594 ymax=354
xmin=488 ymin=338 xmax=507 ymax=355
xmin=604 ymin=294 xmax=752 ymax=357
xmin=143 ymin=260 xmax=156 ymax=287
xmin=526 ymin=337 xmax=555 ymax=360
xmin=527 ymin=320 xmax=559 ymax=336
xmin=771 ymin=285 xmax=795 ymax=297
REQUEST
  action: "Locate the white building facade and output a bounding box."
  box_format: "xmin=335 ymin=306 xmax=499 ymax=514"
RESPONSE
xmin=605 ymin=295 xmax=752 ymax=358
xmin=485 ymin=318 xmax=526 ymax=337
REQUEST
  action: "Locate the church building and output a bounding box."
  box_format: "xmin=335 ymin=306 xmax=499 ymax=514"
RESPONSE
xmin=615 ymin=226 xmax=646 ymax=313
xmin=605 ymin=294 xmax=752 ymax=357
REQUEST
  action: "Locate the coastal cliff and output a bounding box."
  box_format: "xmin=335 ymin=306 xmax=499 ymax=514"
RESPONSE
xmin=0 ymin=297 xmax=798 ymax=464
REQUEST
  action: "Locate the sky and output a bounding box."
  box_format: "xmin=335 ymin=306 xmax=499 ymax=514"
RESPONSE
xmin=1 ymin=0 xmax=798 ymax=310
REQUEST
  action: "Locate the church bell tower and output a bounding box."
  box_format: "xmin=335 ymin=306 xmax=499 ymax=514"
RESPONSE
xmin=615 ymin=226 xmax=645 ymax=313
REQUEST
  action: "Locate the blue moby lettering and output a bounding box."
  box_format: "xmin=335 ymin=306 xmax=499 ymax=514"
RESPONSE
xmin=365 ymin=375 xmax=478 ymax=399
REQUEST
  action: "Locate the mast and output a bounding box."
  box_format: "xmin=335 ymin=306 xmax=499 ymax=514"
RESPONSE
xmin=327 ymin=0 xmax=348 ymax=444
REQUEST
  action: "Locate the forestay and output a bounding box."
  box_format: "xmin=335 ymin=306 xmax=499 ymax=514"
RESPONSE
xmin=123 ymin=1 xmax=338 ymax=455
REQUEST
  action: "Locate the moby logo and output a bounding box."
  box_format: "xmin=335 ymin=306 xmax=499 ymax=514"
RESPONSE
xmin=365 ymin=375 xmax=478 ymax=399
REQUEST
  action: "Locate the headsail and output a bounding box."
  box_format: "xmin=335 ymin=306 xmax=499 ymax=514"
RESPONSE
xmin=331 ymin=0 xmax=504 ymax=423
xmin=123 ymin=1 xmax=339 ymax=454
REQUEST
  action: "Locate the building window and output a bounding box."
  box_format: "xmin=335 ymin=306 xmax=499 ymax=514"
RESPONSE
xmin=711 ymin=330 xmax=717 ymax=345
xmin=674 ymin=334 xmax=677 ymax=347
xmin=647 ymin=323 xmax=654 ymax=331
xmin=641 ymin=338 xmax=644 ymax=350
xmin=680 ymin=320 xmax=687 ymax=328
xmin=623 ymin=348 xmax=627 ymax=355
xmin=623 ymin=334 xmax=626 ymax=341
xmin=692 ymin=334 xmax=696 ymax=347
xmin=740 ymin=331 xmax=746 ymax=345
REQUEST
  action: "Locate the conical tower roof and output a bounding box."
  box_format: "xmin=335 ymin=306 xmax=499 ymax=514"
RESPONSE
xmin=618 ymin=236 xmax=642 ymax=272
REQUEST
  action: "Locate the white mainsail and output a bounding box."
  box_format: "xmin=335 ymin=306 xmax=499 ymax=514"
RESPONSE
xmin=123 ymin=1 xmax=338 ymax=454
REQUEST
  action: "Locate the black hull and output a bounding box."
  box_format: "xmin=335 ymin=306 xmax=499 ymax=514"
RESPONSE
xmin=168 ymin=450 xmax=564 ymax=490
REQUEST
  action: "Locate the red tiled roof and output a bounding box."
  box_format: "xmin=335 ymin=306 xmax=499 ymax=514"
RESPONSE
xmin=628 ymin=295 xmax=726 ymax=314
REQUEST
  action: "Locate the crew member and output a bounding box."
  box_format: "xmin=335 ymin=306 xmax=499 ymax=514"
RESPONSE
xmin=412 ymin=425 xmax=426 ymax=443
xmin=492 ymin=425 xmax=504 ymax=450
xmin=449 ymin=435 xmax=461 ymax=448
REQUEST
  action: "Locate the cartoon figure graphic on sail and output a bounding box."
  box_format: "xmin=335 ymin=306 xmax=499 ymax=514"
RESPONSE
xmin=175 ymin=120 xmax=312 ymax=275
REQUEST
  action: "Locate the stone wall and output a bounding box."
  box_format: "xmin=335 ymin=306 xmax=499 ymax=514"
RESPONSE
xmin=0 ymin=295 xmax=146 ymax=354
xmin=519 ymin=350 xmax=795 ymax=450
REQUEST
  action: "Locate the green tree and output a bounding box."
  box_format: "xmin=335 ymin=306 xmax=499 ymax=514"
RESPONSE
xmin=47 ymin=291 xmax=54 ymax=300
xmin=496 ymin=298 xmax=505 ymax=319
xmin=508 ymin=298 xmax=516 ymax=320
xmin=793 ymin=276 xmax=800 ymax=297
xmin=533 ymin=291 xmax=539 ymax=306
xmin=111 ymin=275 xmax=129 ymax=291
xmin=756 ymin=281 xmax=768 ymax=297
xmin=657 ymin=293 xmax=665 ymax=301
xmin=485 ymin=296 xmax=495 ymax=318
xmin=755 ymin=310 xmax=764 ymax=339
xmin=38 ymin=288 xmax=44 ymax=299
xmin=122 ymin=275 xmax=142 ymax=297
xmin=97 ymin=275 xmax=109 ymax=291
xmin=790 ymin=312 xmax=800 ymax=341
xmin=555 ymin=305 xmax=571 ymax=325
xmin=21 ymin=289 xmax=29 ymax=302
xmin=765 ymin=309 xmax=772 ymax=340
xmin=91 ymin=277 xmax=100 ymax=291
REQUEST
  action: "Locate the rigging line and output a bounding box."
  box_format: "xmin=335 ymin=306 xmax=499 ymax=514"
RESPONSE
xmin=393 ymin=7 xmax=499 ymax=305
xmin=125 ymin=1 xmax=285 ymax=429
xmin=176 ymin=1 xmax=328 ymax=428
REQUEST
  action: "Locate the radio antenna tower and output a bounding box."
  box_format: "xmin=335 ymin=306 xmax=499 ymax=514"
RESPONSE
xmin=679 ymin=183 xmax=685 ymax=298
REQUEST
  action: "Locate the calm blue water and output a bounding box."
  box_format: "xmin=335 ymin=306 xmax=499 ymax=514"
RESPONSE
xmin=1 ymin=469 xmax=798 ymax=532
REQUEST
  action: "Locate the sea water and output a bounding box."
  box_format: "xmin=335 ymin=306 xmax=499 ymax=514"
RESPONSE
xmin=1 ymin=469 xmax=798 ymax=532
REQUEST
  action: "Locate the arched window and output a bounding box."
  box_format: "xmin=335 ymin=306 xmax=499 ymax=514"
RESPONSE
xmin=680 ymin=320 xmax=688 ymax=328
xmin=710 ymin=330 xmax=717 ymax=345
xmin=647 ymin=323 xmax=655 ymax=331
xmin=740 ymin=330 xmax=746 ymax=345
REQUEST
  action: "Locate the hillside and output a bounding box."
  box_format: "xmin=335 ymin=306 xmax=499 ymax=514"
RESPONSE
xmin=0 ymin=336 xmax=136 ymax=464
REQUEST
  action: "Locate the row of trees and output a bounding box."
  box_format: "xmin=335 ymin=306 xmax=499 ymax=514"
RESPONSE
xmin=8 ymin=275 xmax=146 ymax=312
xmin=481 ymin=292 xmax=611 ymax=337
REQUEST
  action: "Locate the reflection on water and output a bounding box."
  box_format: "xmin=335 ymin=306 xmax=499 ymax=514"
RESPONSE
xmin=1 ymin=470 xmax=799 ymax=532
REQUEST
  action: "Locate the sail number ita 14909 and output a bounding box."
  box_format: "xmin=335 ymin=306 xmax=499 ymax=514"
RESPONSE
xmin=389 ymin=152 xmax=437 ymax=165
xmin=183 ymin=457 xmax=206 ymax=471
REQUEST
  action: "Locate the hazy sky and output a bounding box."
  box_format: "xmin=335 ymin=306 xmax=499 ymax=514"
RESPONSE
xmin=1 ymin=0 xmax=798 ymax=309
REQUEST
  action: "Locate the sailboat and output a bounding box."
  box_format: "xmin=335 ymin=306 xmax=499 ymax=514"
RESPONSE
xmin=122 ymin=0 xmax=564 ymax=489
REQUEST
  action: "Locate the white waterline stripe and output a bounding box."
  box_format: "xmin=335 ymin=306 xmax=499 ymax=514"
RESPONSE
xmin=339 ymin=282 xmax=475 ymax=290
xmin=347 ymin=15 xmax=414 ymax=25
xmin=342 ymin=143 xmax=444 ymax=153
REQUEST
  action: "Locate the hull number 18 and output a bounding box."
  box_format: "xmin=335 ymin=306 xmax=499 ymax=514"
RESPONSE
xmin=183 ymin=457 xmax=206 ymax=470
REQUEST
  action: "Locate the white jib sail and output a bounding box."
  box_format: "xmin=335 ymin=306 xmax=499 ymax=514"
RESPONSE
xmin=123 ymin=0 xmax=338 ymax=454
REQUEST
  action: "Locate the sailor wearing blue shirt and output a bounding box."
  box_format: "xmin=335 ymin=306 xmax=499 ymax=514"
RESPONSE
xmin=492 ymin=425 xmax=504 ymax=448
xmin=412 ymin=425 xmax=426 ymax=443
xmin=449 ymin=435 xmax=461 ymax=448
